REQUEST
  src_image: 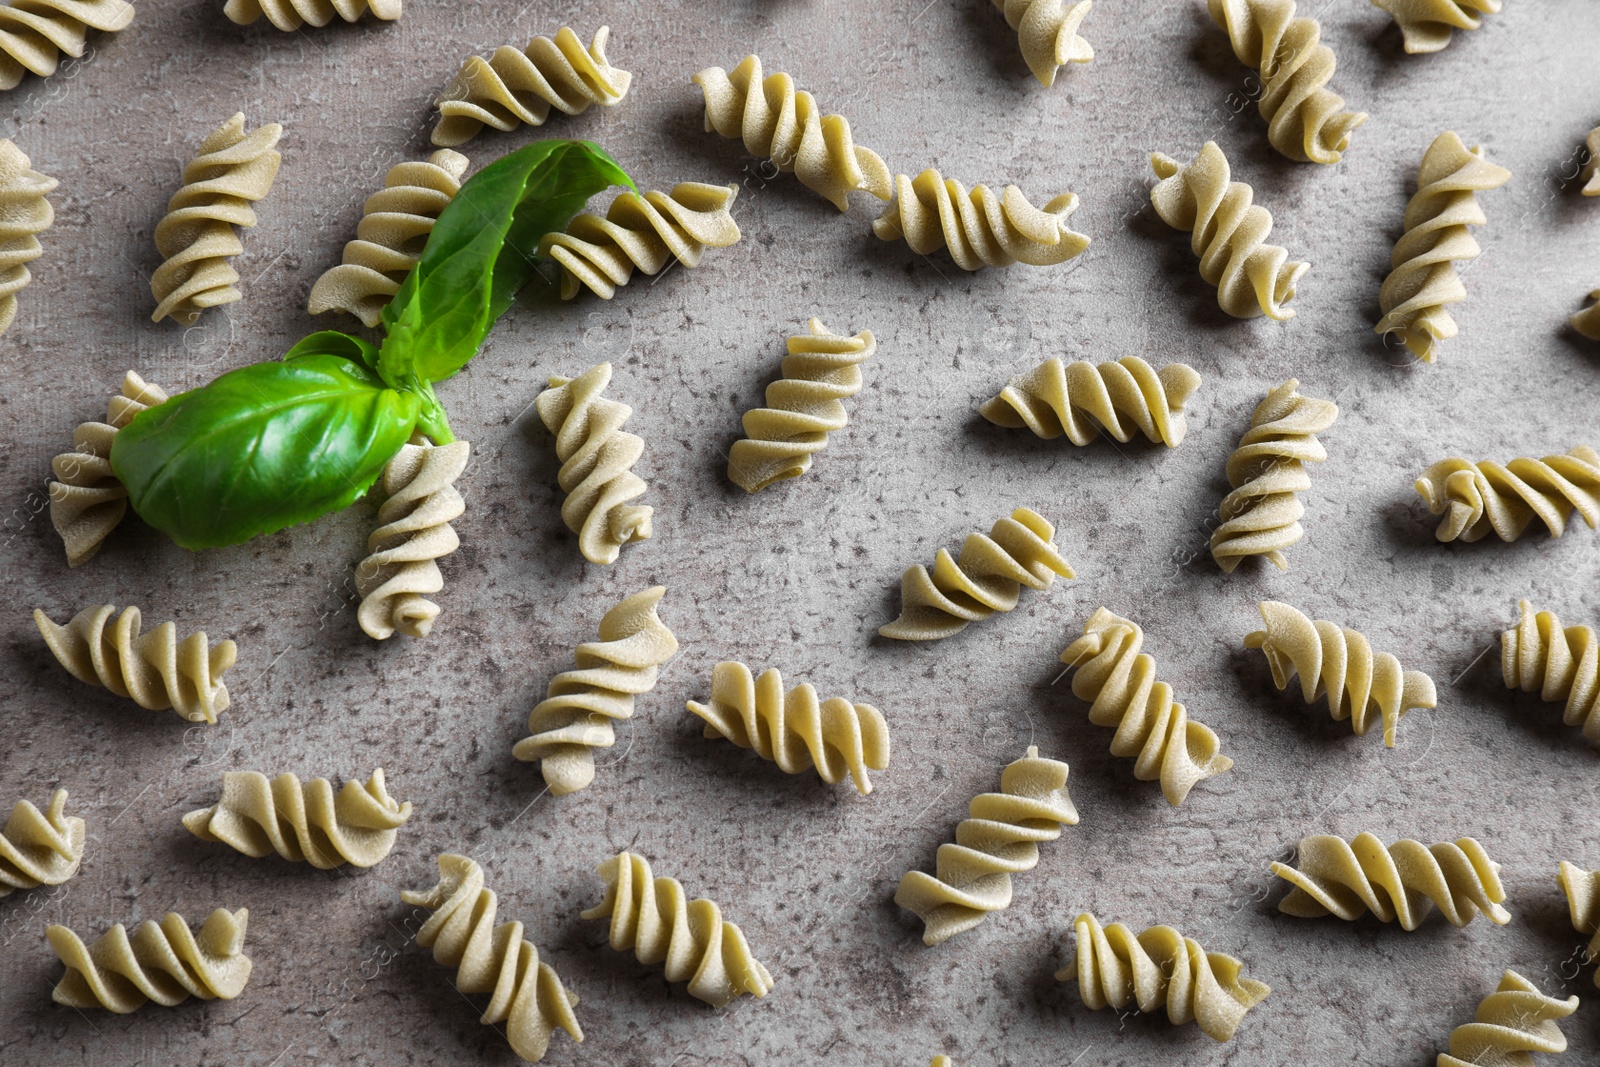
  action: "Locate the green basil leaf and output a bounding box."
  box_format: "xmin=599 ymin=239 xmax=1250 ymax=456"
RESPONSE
xmin=285 ymin=330 xmax=381 ymax=374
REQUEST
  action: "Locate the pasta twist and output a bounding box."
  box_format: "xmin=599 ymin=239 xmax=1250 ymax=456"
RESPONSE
xmin=686 ymin=661 xmax=891 ymax=794
xmin=1059 ymin=607 xmax=1234 ymax=806
xmin=1206 ymin=0 xmax=1367 ymax=164
xmin=1572 ymin=290 xmax=1600 ymax=340
xmin=1210 ymin=379 xmax=1339 ymax=573
xmin=0 ymin=789 xmax=84 ymax=897
xmin=1376 ymin=131 xmax=1511 ymax=362
xmin=0 ymin=0 xmax=134 ymax=90
xmin=1501 ymin=601 xmax=1599 ymax=739
xmin=1372 ymin=0 xmax=1499 ymax=54
xmin=1583 ymin=128 xmax=1600 ymax=197
xmin=979 ymin=356 xmax=1201 ymax=447
xmin=538 ymin=182 xmax=741 ymax=300
xmin=513 ymin=587 xmax=678 ymax=795
xmin=183 ymin=768 xmax=412 ymax=869
xmin=1244 ymin=600 xmax=1438 ymax=746
xmin=432 ymin=26 xmax=631 ymax=148
xmin=1149 ymin=141 xmax=1307 ymax=320
xmin=47 ymin=908 xmax=252 ymax=1013
xmin=895 ymin=746 xmax=1078 ymax=945
xmin=1415 ymin=447 xmax=1600 ymax=544
xmin=1437 ymin=970 xmax=1577 ymax=1067
xmin=879 ymin=507 xmax=1074 ymax=641
xmin=402 ymin=854 xmax=582 ymax=1061
xmin=308 ymin=149 xmax=468 ymax=327
xmin=0 ymin=139 xmax=55 ymax=334
xmin=48 ymin=370 xmax=168 ymax=567
xmin=355 ymin=439 xmax=470 ymax=641
xmin=150 ymin=112 xmax=283 ymax=325
xmin=1270 ymin=834 xmax=1509 ymax=929
xmin=873 ymin=169 xmax=1089 ymax=271
xmin=224 ymin=0 xmax=400 ymax=31
xmin=693 ymin=54 xmax=891 ymax=211
xmin=1058 ymin=913 xmax=1271 ymax=1043
xmin=1557 ymin=861 xmax=1600 ymax=989
xmin=726 ymin=318 xmax=877 ymax=493
xmin=34 ymin=604 xmax=237 ymax=724
xmin=992 ymin=0 xmax=1094 ymax=86
xmin=581 ymin=850 xmax=773 ymax=1007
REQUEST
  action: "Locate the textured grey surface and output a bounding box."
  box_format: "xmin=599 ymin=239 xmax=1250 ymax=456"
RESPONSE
xmin=3 ymin=1 xmax=1600 ymax=1064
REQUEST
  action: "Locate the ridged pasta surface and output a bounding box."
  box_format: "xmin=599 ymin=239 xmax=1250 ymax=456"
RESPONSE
xmin=0 ymin=138 xmax=55 ymax=333
xmin=992 ymin=0 xmax=1094 ymax=86
xmin=0 ymin=789 xmax=84 ymax=897
xmin=1501 ymin=600 xmax=1599 ymax=738
xmin=873 ymin=169 xmax=1089 ymax=271
xmin=980 ymin=356 xmax=1200 ymax=446
xmin=224 ymin=0 xmax=400 ymax=30
xmin=0 ymin=0 xmax=133 ymax=90
xmin=1558 ymin=861 xmax=1600 ymax=989
xmin=1415 ymin=447 xmax=1600 ymax=543
xmin=47 ymin=908 xmax=252 ymax=1013
xmin=1437 ymin=970 xmax=1576 ymax=1067
xmin=1372 ymin=0 xmax=1499 ymax=54
xmin=356 ymin=439 xmax=470 ymax=641
xmin=183 ymin=769 xmax=411 ymax=869
xmin=1270 ymin=834 xmax=1509 ymax=929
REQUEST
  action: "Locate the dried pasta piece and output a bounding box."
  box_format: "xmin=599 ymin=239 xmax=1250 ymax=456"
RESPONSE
xmin=1583 ymin=128 xmax=1600 ymax=197
xmin=895 ymin=746 xmax=1077 ymax=945
xmin=48 ymin=370 xmax=169 ymax=567
xmin=513 ymin=587 xmax=678 ymax=796
xmin=432 ymin=26 xmax=631 ymax=147
xmin=694 ymin=54 xmax=891 ymax=211
xmin=1501 ymin=601 xmax=1599 ymax=739
xmin=150 ymin=112 xmax=283 ymax=325
xmin=1244 ymin=601 xmax=1437 ymax=746
xmin=308 ymin=149 xmax=468 ymax=327
xmin=979 ymin=356 xmax=1200 ymax=446
xmin=355 ymin=439 xmax=469 ymax=641
xmin=873 ymin=169 xmax=1089 ymax=271
xmin=1150 ymin=142 xmax=1306 ymax=320
xmin=223 ymin=0 xmax=400 ymax=29
xmin=1557 ymin=861 xmax=1600 ymax=989
xmin=1060 ymin=607 xmax=1233 ymax=806
xmin=1059 ymin=913 xmax=1270 ymax=1042
xmin=1270 ymin=834 xmax=1509 ymax=929
xmin=0 ymin=0 xmax=133 ymax=90
xmin=0 ymin=789 xmax=84 ymax=897
xmin=402 ymin=854 xmax=582 ymax=1061
xmin=727 ymin=318 xmax=876 ymax=493
xmin=1372 ymin=0 xmax=1499 ymax=54
xmin=183 ymin=769 xmax=411 ymax=869
xmin=34 ymin=604 xmax=237 ymax=724
xmin=1436 ymin=970 xmax=1577 ymax=1067
xmin=582 ymin=850 xmax=773 ymax=1007
xmin=0 ymin=139 xmax=55 ymax=334
xmin=1572 ymin=290 xmax=1600 ymax=339
xmin=993 ymin=0 xmax=1093 ymax=87
xmin=879 ymin=507 xmax=1074 ymax=641
xmin=1415 ymin=447 xmax=1600 ymax=543
xmin=47 ymin=908 xmax=252 ymax=1013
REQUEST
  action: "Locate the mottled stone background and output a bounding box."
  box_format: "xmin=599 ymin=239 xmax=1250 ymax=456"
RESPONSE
xmin=2 ymin=1 xmax=1599 ymax=1065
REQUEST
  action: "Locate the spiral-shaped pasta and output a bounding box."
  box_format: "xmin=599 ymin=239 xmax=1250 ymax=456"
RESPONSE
xmin=694 ymin=54 xmax=891 ymax=211
xmin=1376 ymin=131 xmax=1511 ymax=362
xmin=1582 ymin=128 xmax=1600 ymax=197
xmin=538 ymin=182 xmax=741 ymax=300
xmin=513 ymin=587 xmax=678 ymax=796
xmin=581 ymin=850 xmax=773 ymax=1007
xmin=1415 ymin=448 xmax=1600 ymax=544
xmin=183 ymin=769 xmax=412 ymax=869
xmin=993 ymin=0 xmax=1094 ymax=86
xmin=432 ymin=26 xmax=632 ymax=148
xmin=48 ymin=370 xmax=168 ymax=568
xmin=1244 ymin=601 xmax=1438 ymax=746
xmin=1206 ymin=0 xmax=1367 ymax=164
xmin=980 ymin=356 xmax=1201 ymax=447
xmin=1372 ymin=0 xmax=1499 ymax=54
xmin=895 ymin=746 xmax=1078 ymax=946
xmin=308 ymin=149 xmax=468 ymax=327
xmin=1270 ymin=834 xmax=1509 ymax=929
xmin=1501 ymin=601 xmax=1599 ymax=739
xmin=0 ymin=789 xmax=84 ymax=897
xmin=355 ymin=439 xmax=470 ymax=641
xmin=0 ymin=0 xmax=133 ymax=90
xmin=34 ymin=604 xmax=237 ymax=724
xmin=1058 ymin=913 xmax=1271 ymax=1043
xmin=879 ymin=507 xmax=1074 ymax=641
xmin=873 ymin=169 xmax=1089 ymax=271
xmin=1436 ymin=970 xmax=1577 ymax=1067
xmin=727 ymin=318 xmax=876 ymax=493
xmin=687 ymin=662 xmax=891 ymax=794
xmin=401 ymin=854 xmax=582 ymax=1061
xmin=1059 ymin=607 xmax=1234 ymax=806
xmin=224 ymin=0 xmax=400 ymax=31
xmin=1557 ymin=861 xmax=1600 ymax=988
xmin=1150 ymin=142 xmax=1307 ymax=320
xmin=47 ymin=908 xmax=252 ymax=1013
xmin=1572 ymin=290 xmax=1600 ymax=340
xmin=0 ymin=139 xmax=55 ymax=334
xmin=150 ymin=112 xmax=282 ymax=325
xmin=1210 ymin=379 xmax=1339 ymax=572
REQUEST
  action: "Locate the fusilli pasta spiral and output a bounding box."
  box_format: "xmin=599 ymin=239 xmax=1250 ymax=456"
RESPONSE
xmin=1376 ymin=131 xmax=1511 ymax=362
xmin=1436 ymin=970 xmax=1577 ymax=1067
xmin=224 ymin=0 xmax=399 ymax=30
xmin=1583 ymin=128 xmax=1600 ymax=197
xmin=1244 ymin=600 xmax=1438 ymax=746
xmin=34 ymin=604 xmax=237 ymax=724
xmin=895 ymin=746 xmax=1078 ymax=945
xmin=355 ymin=439 xmax=470 ymax=641
xmin=48 ymin=908 xmax=252 ymax=1013
xmin=401 ymin=854 xmax=582 ymax=1061
xmin=0 ymin=138 xmax=55 ymax=334
xmin=581 ymin=850 xmax=774 ymax=1007
xmin=432 ymin=26 xmax=631 ymax=148
xmin=48 ymin=370 xmax=168 ymax=568
xmin=1501 ymin=601 xmax=1599 ymax=739
xmin=513 ymin=587 xmax=678 ymax=795
xmin=150 ymin=112 xmax=282 ymax=325
xmin=1059 ymin=607 xmax=1233 ymax=806
xmin=1206 ymin=0 xmax=1367 ymax=164
xmin=1557 ymin=861 xmax=1600 ymax=988
xmin=1210 ymin=379 xmax=1339 ymax=572
xmin=979 ymin=356 xmax=1201 ymax=446
xmin=873 ymin=169 xmax=1089 ymax=271
xmin=1149 ymin=141 xmax=1306 ymax=320
xmin=1058 ymin=913 xmax=1271 ymax=1043
xmin=0 ymin=789 xmax=84 ymax=897
xmin=1572 ymin=290 xmax=1600 ymax=340
xmin=694 ymin=54 xmax=891 ymax=211
xmin=0 ymin=0 xmax=133 ymax=90
xmin=993 ymin=0 xmax=1093 ymax=86
xmin=1415 ymin=448 xmax=1600 ymax=543
xmin=1270 ymin=834 xmax=1509 ymax=929
xmin=1372 ymin=0 xmax=1499 ymax=54
xmin=183 ymin=768 xmax=412 ymax=869
xmin=727 ymin=318 xmax=876 ymax=493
